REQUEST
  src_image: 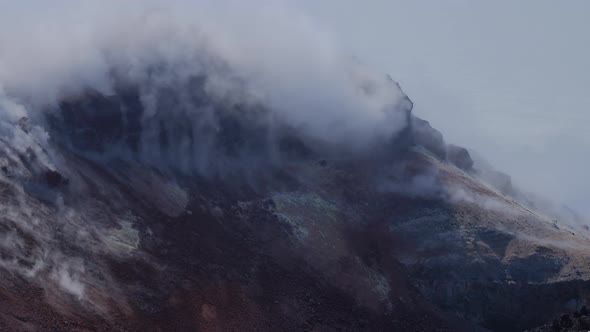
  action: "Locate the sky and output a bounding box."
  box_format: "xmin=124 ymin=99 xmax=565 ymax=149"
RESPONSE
xmin=296 ymin=0 xmax=590 ymax=215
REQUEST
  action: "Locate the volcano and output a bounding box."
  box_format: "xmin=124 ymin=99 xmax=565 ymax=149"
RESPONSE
xmin=1 ymin=4 xmax=589 ymax=331
xmin=0 ymin=70 xmax=589 ymax=332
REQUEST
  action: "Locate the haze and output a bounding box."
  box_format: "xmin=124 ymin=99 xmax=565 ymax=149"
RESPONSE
xmin=297 ymin=0 xmax=590 ymax=216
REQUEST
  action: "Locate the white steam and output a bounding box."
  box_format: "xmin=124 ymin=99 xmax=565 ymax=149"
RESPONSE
xmin=0 ymin=0 xmax=409 ymax=149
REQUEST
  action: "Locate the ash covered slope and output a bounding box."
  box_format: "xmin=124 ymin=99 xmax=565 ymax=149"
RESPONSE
xmin=0 ymin=70 xmax=436 ymax=331
xmin=1 ymin=70 xmax=590 ymax=332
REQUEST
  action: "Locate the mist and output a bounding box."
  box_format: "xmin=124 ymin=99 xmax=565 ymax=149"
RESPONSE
xmin=0 ymin=0 xmax=410 ymax=158
xmin=296 ymin=0 xmax=590 ymax=219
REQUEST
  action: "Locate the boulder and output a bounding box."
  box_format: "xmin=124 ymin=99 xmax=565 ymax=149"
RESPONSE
xmin=411 ymin=116 xmax=446 ymax=159
xmin=447 ymin=144 xmax=474 ymax=171
xmin=44 ymin=170 xmax=68 ymax=188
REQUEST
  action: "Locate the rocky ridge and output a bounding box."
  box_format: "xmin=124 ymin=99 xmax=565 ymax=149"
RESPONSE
xmin=0 ymin=74 xmax=588 ymax=332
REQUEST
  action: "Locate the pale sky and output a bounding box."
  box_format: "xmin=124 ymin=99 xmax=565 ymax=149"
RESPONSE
xmin=296 ymin=1 xmax=590 ymax=215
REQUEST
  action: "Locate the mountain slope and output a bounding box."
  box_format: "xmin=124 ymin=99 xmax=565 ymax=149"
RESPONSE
xmin=0 ymin=71 xmax=589 ymax=332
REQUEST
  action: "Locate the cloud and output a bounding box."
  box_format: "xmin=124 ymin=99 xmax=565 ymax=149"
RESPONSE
xmin=0 ymin=0 xmax=410 ymax=154
xmin=51 ymin=261 xmax=86 ymax=300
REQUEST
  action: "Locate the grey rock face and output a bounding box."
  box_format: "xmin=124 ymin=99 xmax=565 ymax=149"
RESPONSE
xmin=411 ymin=116 xmax=447 ymax=159
xmin=447 ymin=144 xmax=474 ymax=171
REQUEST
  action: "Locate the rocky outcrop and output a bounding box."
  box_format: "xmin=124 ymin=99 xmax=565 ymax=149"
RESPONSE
xmin=411 ymin=116 xmax=447 ymax=159
xmin=527 ymin=306 xmax=590 ymax=331
xmin=447 ymin=144 xmax=474 ymax=171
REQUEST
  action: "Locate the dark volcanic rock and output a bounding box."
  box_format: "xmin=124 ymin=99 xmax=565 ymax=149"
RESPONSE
xmin=411 ymin=116 xmax=447 ymax=159
xmin=447 ymin=144 xmax=474 ymax=171
xmin=527 ymin=306 xmax=590 ymax=331
xmin=44 ymin=170 xmax=68 ymax=188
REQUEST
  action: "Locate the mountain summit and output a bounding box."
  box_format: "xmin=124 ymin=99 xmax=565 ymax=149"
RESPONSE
xmin=0 ymin=68 xmax=589 ymax=331
xmin=0 ymin=3 xmax=589 ymax=331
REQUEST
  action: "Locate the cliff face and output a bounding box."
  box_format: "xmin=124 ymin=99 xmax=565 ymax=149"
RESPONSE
xmin=0 ymin=73 xmax=589 ymax=332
